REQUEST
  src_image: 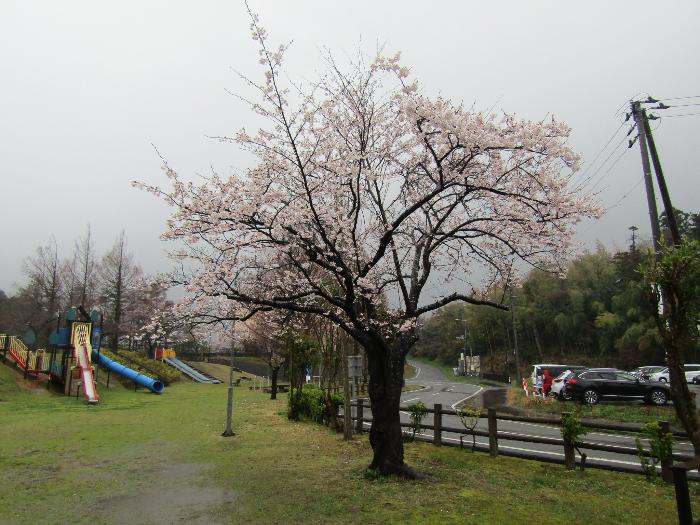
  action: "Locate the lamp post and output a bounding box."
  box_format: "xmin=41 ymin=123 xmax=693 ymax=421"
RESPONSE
xmin=455 ymin=317 xmax=472 ymax=375
xmin=222 ymin=319 xmax=236 ymax=437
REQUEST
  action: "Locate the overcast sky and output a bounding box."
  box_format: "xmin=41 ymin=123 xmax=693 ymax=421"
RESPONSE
xmin=1 ymin=0 xmax=698 ymax=294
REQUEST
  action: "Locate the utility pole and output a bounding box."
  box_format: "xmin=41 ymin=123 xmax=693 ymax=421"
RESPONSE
xmin=455 ymin=316 xmax=472 ymax=375
xmin=222 ymin=319 xmax=236 ymax=437
xmin=631 ymin=101 xmax=662 ymax=254
xmin=641 ymin=110 xmax=681 ymax=245
xmin=510 ymin=288 xmax=521 ymax=383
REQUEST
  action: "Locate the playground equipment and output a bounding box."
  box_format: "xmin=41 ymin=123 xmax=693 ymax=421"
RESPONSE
xmin=162 ymin=355 xmax=222 ymax=384
xmin=0 ymin=334 xmax=50 ymax=378
xmin=154 ymin=347 xmax=176 ymax=361
xmin=92 ymin=351 xmax=164 ymax=393
xmin=1 ymin=306 xmax=166 ymax=404
xmin=70 ymin=322 xmax=99 ymax=404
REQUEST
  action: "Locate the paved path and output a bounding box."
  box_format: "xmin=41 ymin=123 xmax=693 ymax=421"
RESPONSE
xmin=372 ymin=360 xmax=697 ymax=475
xmin=401 ymin=360 xmax=485 ymax=411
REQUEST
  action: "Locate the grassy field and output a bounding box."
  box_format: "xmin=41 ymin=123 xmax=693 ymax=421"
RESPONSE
xmin=0 ymin=362 xmax=697 ymax=525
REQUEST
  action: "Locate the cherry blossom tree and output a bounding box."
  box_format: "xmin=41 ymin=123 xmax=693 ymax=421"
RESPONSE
xmin=137 ymin=11 xmax=600 ymax=477
xmin=240 ymin=311 xmax=289 ymax=400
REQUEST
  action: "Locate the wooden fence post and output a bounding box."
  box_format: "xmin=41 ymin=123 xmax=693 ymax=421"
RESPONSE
xmin=433 ymin=404 xmax=442 ymax=446
xmin=488 ymin=408 xmax=498 ymax=457
xmin=562 ymin=412 xmax=575 ymax=470
xmin=670 ymin=465 xmax=693 ymax=525
xmin=660 ymin=420 xmax=673 ymax=483
xmin=355 ymin=398 xmax=364 ymax=434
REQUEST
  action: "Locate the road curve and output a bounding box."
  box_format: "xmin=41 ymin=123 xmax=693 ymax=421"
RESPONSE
xmin=390 ymin=359 xmax=697 ymax=476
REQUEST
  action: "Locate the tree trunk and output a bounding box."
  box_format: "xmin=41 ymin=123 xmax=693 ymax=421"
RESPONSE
xmin=486 ymin=324 xmax=496 ymax=372
xmin=270 ymin=366 xmax=279 ymax=400
xmin=365 ymin=341 xmax=420 ymax=479
xmin=503 ymin=323 xmax=511 ymax=367
xmin=662 ymin=323 xmax=700 ymax=464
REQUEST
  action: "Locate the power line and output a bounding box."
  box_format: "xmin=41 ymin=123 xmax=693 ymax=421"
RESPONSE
xmin=608 ymin=176 xmax=645 ymax=211
xmin=655 ymin=95 xmax=700 ymax=101
xmin=664 ymin=102 xmax=700 ymax=108
xmin=613 ymin=93 xmax=648 ymax=118
xmin=575 ymin=132 xmax=630 ymax=192
xmin=575 ymin=174 xmax=644 ymax=239
xmin=588 ymin=147 xmax=631 ymax=193
xmin=659 ymin=111 xmax=700 ymax=119
xmin=570 ymin=120 xmax=626 ymax=188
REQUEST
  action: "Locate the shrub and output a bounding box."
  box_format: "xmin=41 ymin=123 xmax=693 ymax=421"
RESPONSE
xmin=287 ymin=385 xmax=343 ymax=425
xmin=560 ymin=410 xmax=587 ymax=444
xmin=119 ymin=350 xmax=181 ymax=384
xmin=407 ymin=401 xmax=428 ymax=441
xmin=97 ymin=349 xmax=180 ymax=385
xmin=456 ymin=405 xmax=481 ymax=451
xmin=636 ymin=421 xmax=673 ymax=481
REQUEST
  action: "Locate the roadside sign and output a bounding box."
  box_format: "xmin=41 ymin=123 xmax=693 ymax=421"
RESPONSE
xmin=348 ymin=355 xmax=363 ymax=378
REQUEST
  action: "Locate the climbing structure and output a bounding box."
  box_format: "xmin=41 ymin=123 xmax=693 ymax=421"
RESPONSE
xmin=0 ymin=334 xmax=50 ymax=378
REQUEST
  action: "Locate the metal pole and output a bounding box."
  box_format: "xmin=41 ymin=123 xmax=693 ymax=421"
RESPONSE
xmin=511 ymin=288 xmax=521 ymax=383
xmin=342 ymin=342 xmax=352 ymax=440
xmin=222 ymin=320 xmax=236 ymax=437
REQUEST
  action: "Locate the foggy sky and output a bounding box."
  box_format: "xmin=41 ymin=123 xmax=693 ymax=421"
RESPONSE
xmin=1 ymin=0 xmax=699 ymax=294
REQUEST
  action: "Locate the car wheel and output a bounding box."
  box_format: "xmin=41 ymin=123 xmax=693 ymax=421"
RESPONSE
xmin=649 ymin=389 xmax=668 ymax=406
xmin=693 ymin=377 xmax=700 ymax=385
xmin=583 ymin=389 xmax=599 ymax=405
xmin=659 ymin=377 xmax=667 ymax=382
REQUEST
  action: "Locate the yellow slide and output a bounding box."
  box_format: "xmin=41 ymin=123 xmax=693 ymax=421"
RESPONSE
xmin=71 ymin=323 xmax=100 ymax=404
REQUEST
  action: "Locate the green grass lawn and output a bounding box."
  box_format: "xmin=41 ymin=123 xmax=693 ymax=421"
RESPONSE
xmin=0 ymin=362 xmax=697 ymax=524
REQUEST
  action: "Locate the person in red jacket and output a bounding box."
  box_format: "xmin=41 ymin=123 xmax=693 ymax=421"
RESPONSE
xmin=542 ymin=369 xmax=554 ymax=396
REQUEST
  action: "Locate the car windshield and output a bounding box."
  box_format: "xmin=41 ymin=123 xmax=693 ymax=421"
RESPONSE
xmin=556 ymin=370 xmax=574 ymax=380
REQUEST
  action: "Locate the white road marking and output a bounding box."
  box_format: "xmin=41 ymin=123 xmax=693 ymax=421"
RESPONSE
xmin=411 ymin=364 xmax=421 ymax=379
xmin=403 ymin=397 xmax=421 ymax=404
xmin=504 ymin=420 xmax=693 ymax=448
xmin=437 ymin=436 xmax=644 ymax=467
xmin=450 ymin=386 xmax=483 ymax=410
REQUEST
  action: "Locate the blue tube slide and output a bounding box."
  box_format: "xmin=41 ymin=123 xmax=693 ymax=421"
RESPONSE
xmin=92 ymin=351 xmax=164 ymax=394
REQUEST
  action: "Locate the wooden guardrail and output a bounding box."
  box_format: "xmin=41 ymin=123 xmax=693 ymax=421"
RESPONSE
xmin=347 ymin=399 xmax=697 ymax=522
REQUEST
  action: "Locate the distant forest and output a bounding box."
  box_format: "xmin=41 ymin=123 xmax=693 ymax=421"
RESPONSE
xmin=411 ymin=209 xmax=700 ymax=374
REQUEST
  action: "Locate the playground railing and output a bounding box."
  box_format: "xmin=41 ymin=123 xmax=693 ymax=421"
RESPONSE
xmin=1 ymin=335 xmax=50 ymax=372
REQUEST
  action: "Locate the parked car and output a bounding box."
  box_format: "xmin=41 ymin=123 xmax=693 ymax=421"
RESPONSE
xmin=561 ymin=368 xmax=670 ymax=405
xmin=530 ymin=364 xmax=585 ymax=392
xmin=649 ymin=364 xmax=700 ymax=383
xmin=630 ymin=365 xmax=666 ymax=380
xmin=551 ymin=370 xmax=577 ymax=400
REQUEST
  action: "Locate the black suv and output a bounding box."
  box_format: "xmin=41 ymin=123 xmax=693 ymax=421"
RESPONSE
xmin=562 ymin=368 xmax=670 ymax=406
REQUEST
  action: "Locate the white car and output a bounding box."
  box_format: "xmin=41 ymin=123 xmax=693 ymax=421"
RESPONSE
xmin=550 ymin=370 xmax=577 ymax=399
xmin=649 ymin=364 xmax=700 ymax=383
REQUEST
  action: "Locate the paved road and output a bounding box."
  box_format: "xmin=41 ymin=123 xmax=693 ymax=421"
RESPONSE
xmin=401 ymin=360 xmax=485 ymax=410
xmin=379 ymin=360 xmax=696 ymax=475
